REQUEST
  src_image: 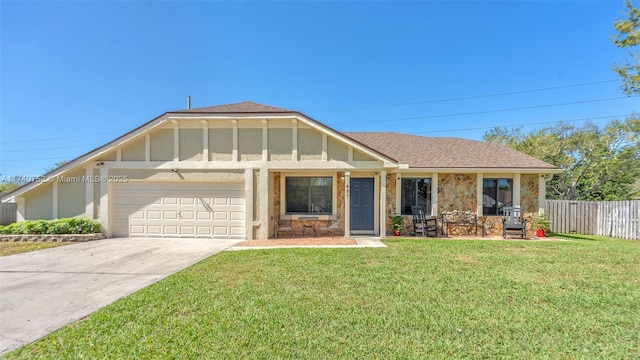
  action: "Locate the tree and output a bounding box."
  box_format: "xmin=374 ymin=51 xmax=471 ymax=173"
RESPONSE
xmin=612 ymin=0 xmax=640 ymax=95
xmin=483 ymin=116 xmax=640 ymax=201
xmin=44 ymin=160 xmax=69 ymax=173
xmin=0 ymin=182 xmax=21 ymax=195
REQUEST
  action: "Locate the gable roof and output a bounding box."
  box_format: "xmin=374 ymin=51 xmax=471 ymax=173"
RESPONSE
xmin=344 ymin=132 xmax=558 ymax=170
xmin=2 ymin=102 xmax=560 ymax=201
xmin=172 ymin=101 xmax=295 ymax=114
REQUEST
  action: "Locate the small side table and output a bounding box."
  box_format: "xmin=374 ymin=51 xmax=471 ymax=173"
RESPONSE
xmin=298 ymin=216 xmax=319 ymax=237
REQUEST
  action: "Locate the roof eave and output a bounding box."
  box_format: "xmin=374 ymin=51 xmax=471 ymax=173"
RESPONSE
xmin=396 ymin=167 xmax=563 ymax=174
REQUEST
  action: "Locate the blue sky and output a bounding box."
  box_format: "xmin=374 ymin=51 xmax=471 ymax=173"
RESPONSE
xmin=1 ymin=1 xmax=638 ymax=177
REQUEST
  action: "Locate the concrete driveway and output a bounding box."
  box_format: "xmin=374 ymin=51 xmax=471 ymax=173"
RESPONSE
xmin=0 ymin=237 xmax=240 ymax=354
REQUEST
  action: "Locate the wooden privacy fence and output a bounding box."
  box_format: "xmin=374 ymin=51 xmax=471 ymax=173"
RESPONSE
xmin=0 ymin=203 xmax=17 ymax=225
xmin=546 ymin=200 xmax=639 ymax=240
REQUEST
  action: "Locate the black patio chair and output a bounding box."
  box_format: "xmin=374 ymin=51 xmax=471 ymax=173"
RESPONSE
xmin=502 ymin=206 xmax=526 ymax=239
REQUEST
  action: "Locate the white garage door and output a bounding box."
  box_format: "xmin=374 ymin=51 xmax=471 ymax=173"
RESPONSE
xmin=113 ymin=182 xmax=245 ymax=238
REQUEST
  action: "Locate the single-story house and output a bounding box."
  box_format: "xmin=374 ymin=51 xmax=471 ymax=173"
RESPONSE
xmin=2 ymin=101 xmax=561 ymax=239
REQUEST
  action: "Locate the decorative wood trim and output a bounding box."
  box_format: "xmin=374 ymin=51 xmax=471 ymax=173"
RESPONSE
xmin=513 ymin=173 xmax=521 ymax=208
xmin=116 ymin=149 xmax=122 ymax=162
xmin=99 ymin=167 xmax=109 ymax=237
xmin=15 ymin=197 xmax=25 ymax=222
xmin=259 ymin=167 xmax=269 ymax=239
xmin=476 ymin=173 xmax=483 ymax=215
xmin=380 ymin=170 xmax=387 ymax=236
xmin=538 ymin=175 xmax=547 ymax=215
xmin=395 ymin=174 xmax=401 ymax=215
xmin=262 ymin=119 xmax=268 ymax=162
xmin=202 ymin=120 xmax=208 ymax=162
xmin=348 ymin=146 xmax=353 ymax=162
xmin=173 ymin=125 xmax=179 ymax=161
xmin=244 ymin=169 xmax=254 ymax=240
xmin=52 ymin=181 xmax=58 ymax=219
xmin=144 ymin=134 xmax=150 ymax=162
xmin=85 ymin=168 xmax=93 ymax=219
xmin=321 ymin=134 xmax=328 ymax=161
xmin=96 ymin=160 xmax=384 ymax=170
xmin=232 ymin=119 xmax=238 ymax=162
xmin=431 ymin=173 xmax=438 ymax=216
xmin=291 ymin=118 xmax=298 ymax=161
xmin=344 ymin=171 xmax=351 ymax=238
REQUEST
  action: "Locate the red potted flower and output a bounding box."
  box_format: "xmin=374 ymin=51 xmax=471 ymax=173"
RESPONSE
xmin=391 ymin=214 xmax=404 ymax=236
xmin=533 ymin=213 xmax=550 ymax=237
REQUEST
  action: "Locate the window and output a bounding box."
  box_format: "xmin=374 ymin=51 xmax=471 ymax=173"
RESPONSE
xmin=401 ymin=178 xmax=431 ymax=215
xmin=483 ymin=178 xmax=513 ymax=215
xmin=285 ymin=177 xmax=332 ymax=214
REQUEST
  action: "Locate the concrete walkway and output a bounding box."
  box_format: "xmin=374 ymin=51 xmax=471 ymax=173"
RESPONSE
xmin=0 ymin=237 xmax=240 ymax=355
xmin=229 ymin=236 xmax=387 ymax=250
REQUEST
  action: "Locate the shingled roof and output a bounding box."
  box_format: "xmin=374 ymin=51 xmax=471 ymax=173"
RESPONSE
xmin=172 ymin=101 xmax=295 ymax=114
xmin=345 ymin=132 xmax=558 ymax=169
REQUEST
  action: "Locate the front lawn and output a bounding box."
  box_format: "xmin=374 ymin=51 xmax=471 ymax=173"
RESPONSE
xmin=7 ymin=235 xmax=639 ymax=359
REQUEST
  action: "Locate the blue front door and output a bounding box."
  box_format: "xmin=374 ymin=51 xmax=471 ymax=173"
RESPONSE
xmin=350 ymin=178 xmax=374 ymax=231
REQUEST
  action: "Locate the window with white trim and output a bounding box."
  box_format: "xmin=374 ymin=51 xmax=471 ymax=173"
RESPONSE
xmin=401 ymin=178 xmax=431 ymax=215
xmin=285 ymin=177 xmax=332 ymax=214
xmin=483 ymin=178 xmax=513 ymax=215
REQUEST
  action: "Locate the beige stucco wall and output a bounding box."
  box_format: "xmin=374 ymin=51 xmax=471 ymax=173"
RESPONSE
xmin=96 ymin=150 xmax=117 ymax=161
xmin=150 ymin=128 xmax=174 ymax=161
xmin=179 ymin=129 xmax=203 ymax=161
xmin=57 ymin=168 xmax=86 ymax=218
xmin=298 ymin=128 xmax=322 ymax=161
xmin=209 ymin=128 xmax=233 ymax=161
xmin=25 ymin=182 xmax=53 ymax=220
xmin=268 ymin=128 xmax=292 ymax=161
xmin=327 ymin=138 xmax=348 ymax=161
xmin=238 ymin=128 xmax=262 ymax=161
xmin=353 ymin=149 xmax=371 ymax=161
xmin=121 ymin=138 xmax=145 ymax=161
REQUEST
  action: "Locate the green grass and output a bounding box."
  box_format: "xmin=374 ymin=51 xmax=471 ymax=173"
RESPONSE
xmin=0 ymin=242 xmax=70 ymax=256
xmin=6 ymin=235 xmax=639 ymax=359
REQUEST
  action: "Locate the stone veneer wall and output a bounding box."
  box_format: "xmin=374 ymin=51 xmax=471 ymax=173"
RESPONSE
xmin=384 ymin=173 xmax=541 ymax=237
xmin=272 ymin=172 xmax=345 ymax=238
xmin=438 ymin=174 xmax=477 ymax=212
xmin=0 ymin=233 xmax=104 ymax=243
xmin=479 ymin=174 xmax=539 ymax=237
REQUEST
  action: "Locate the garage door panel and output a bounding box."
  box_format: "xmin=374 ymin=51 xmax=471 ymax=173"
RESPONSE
xmin=180 ymin=198 xmax=196 ymax=206
xmin=230 ymin=227 xmax=244 ymax=236
xmin=213 ymin=212 xmax=228 ymax=221
xmin=230 ymin=211 xmax=244 ymax=221
xmin=180 ymin=211 xmax=195 ymax=220
xmin=114 ymin=182 xmax=245 ymax=238
xmin=163 ymin=225 xmax=178 ymax=235
xmin=147 ymin=210 xmax=162 ymax=220
xmin=197 ymin=211 xmax=212 ymax=220
xmin=164 ymin=197 xmax=179 ymax=205
xmin=130 ymin=210 xmax=145 ymax=220
xmin=196 ymin=226 xmax=212 ymax=236
xmin=230 ymin=198 xmax=245 ymax=206
xmin=179 ymin=226 xmax=195 ymax=236
xmin=163 ymin=211 xmax=178 ymax=220
xmin=130 ymin=225 xmax=145 ymax=236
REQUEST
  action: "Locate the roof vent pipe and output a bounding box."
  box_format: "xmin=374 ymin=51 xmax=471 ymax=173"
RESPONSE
xmin=187 ymin=96 xmax=191 ymax=109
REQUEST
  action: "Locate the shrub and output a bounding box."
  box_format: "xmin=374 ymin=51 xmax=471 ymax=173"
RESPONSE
xmin=0 ymin=218 xmax=101 ymax=235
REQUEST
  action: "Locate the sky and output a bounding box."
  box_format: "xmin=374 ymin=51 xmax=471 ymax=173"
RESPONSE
xmin=1 ymin=1 xmax=638 ymax=178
